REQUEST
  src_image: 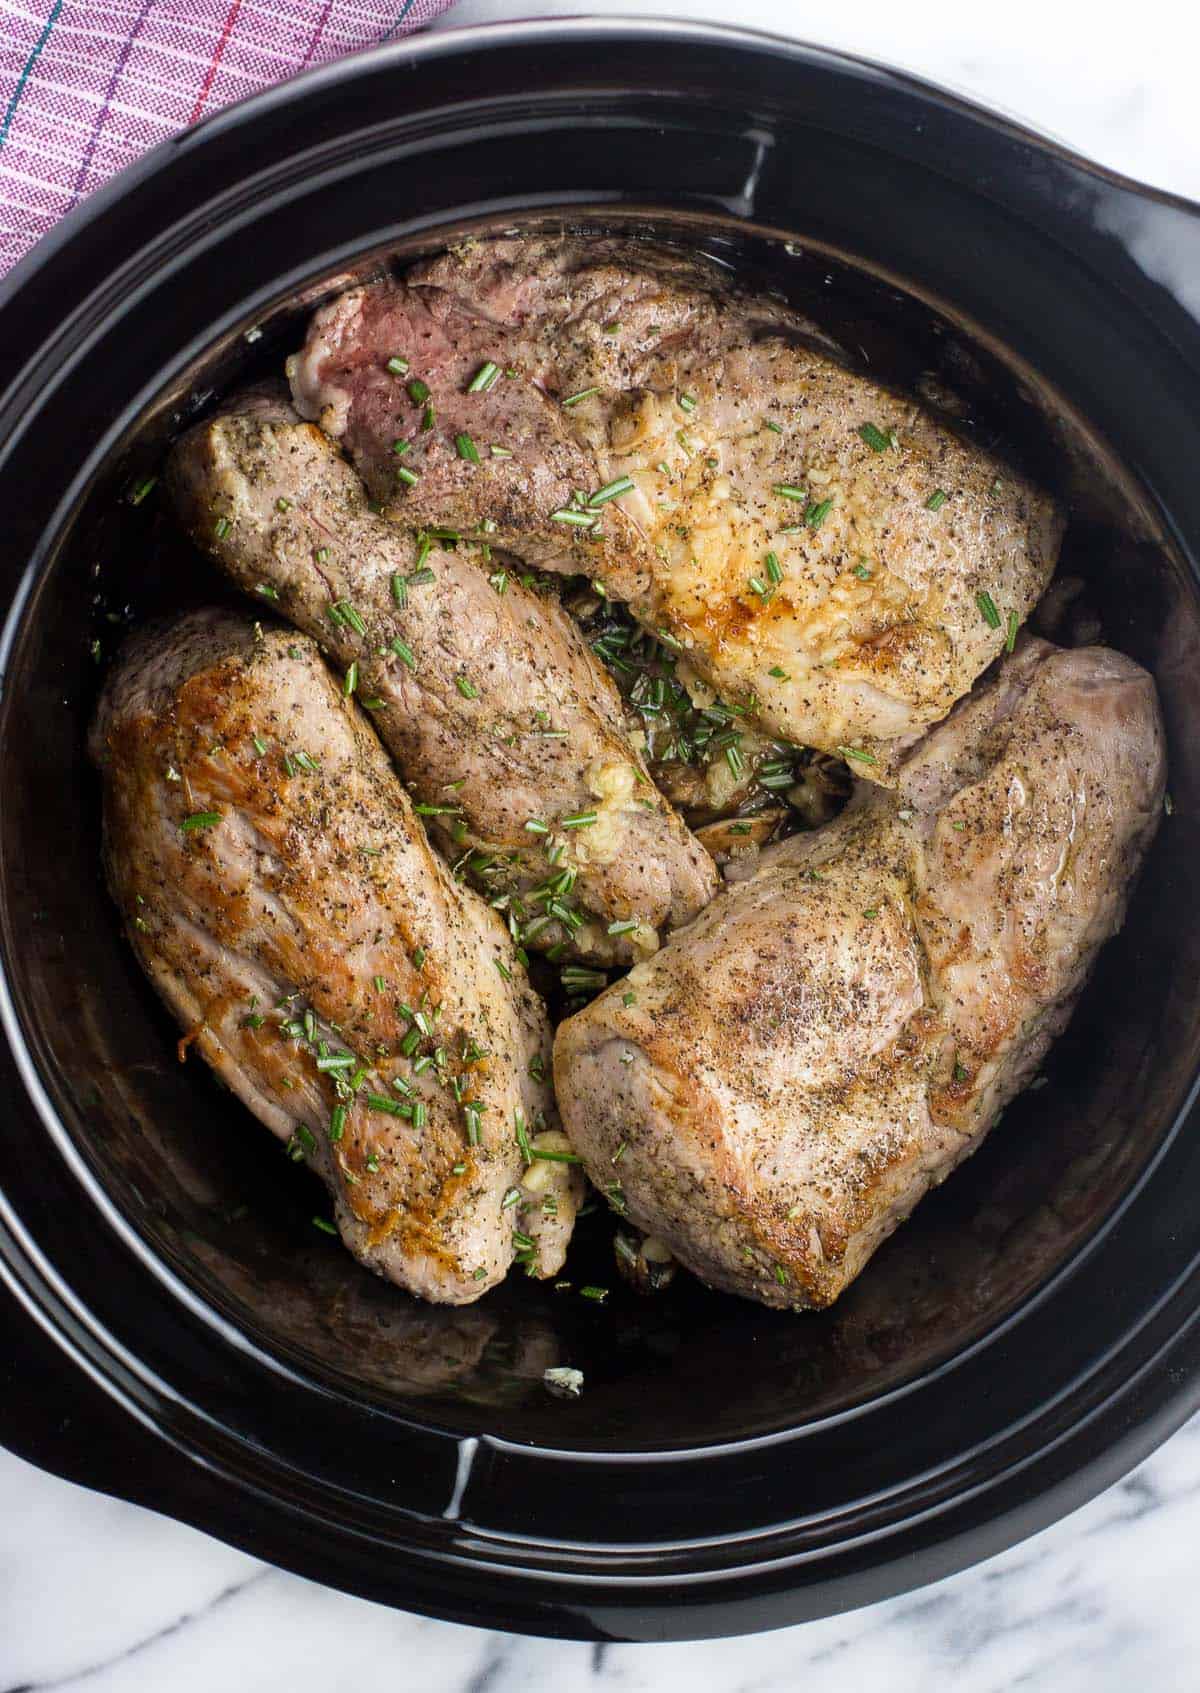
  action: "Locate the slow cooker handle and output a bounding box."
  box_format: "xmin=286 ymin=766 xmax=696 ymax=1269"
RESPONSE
xmin=1083 ymin=171 xmax=1200 ymax=342
xmin=1 ymin=1276 xmax=168 ymax=1504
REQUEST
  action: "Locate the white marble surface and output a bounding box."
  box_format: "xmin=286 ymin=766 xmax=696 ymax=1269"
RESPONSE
xmin=6 ymin=2 xmax=1200 ymax=1687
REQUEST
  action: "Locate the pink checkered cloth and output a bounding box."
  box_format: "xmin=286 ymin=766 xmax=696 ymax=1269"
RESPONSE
xmin=0 ymin=0 xmax=455 ymax=276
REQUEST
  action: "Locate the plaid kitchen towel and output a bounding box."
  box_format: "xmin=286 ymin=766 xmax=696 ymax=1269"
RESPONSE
xmin=0 ymin=0 xmax=455 ymax=275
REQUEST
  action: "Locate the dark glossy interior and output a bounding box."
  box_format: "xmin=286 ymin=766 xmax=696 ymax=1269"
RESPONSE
xmin=4 ymin=210 xmax=1197 ymax=1453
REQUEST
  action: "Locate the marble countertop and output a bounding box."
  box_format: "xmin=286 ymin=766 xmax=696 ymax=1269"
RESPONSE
xmin=5 ymin=3 xmax=1199 ymax=1689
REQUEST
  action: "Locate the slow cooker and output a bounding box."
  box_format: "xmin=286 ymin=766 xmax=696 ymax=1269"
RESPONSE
xmin=2 ymin=17 xmax=1200 ymax=1642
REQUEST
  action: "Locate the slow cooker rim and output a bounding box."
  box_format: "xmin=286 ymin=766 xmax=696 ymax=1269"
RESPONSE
xmin=5 ymin=9 xmax=1200 ymax=335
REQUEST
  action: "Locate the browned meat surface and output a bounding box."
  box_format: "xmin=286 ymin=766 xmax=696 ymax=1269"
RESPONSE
xmin=554 ymin=638 xmax=1165 ymax=1310
xmin=600 ymin=345 xmax=1062 ymax=776
xmin=286 ymin=282 xmax=656 ymax=597
xmin=166 ymin=391 xmax=717 ymax=964
xmin=293 ymin=239 xmax=1063 ymax=771
xmin=90 ymin=609 xmax=582 ymax=1305
xmin=408 ymin=235 xmax=827 ymax=398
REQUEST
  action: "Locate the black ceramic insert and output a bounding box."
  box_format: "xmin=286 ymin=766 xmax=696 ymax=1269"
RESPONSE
xmin=1 ymin=19 xmax=1200 ymax=1642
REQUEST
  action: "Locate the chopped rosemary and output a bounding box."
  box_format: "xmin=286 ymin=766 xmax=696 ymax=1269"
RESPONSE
xmin=805 ymin=497 xmax=833 ymax=529
xmin=180 ymin=811 xmax=221 ymax=833
xmin=858 ymin=422 xmax=891 ymax=453
xmin=838 ymin=745 xmax=877 ymax=766
xmin=455 ymin=674 xmax=479 ymax=699
xmin=563 ymin=386 xmax=601 ymax=407
xmin=678 ymin=392 xmax=698 ymax=413
xmin=329 ymin=1105 xmax=346 ymax=1142
xmin=772 ymin=483 xmax=807 ymax=502
xmin=343 ymin=660 xmax=358 ymax=696
xmin=455 ymin=432 xmax=481 ymax=464
xmin=407 ymin=378 xmax=430 ymax=404
xmin=853 ymin=562 xmax=872 ymax=580
xmin=251 ymin=734 xmax=267 ymax=756
xmin=391 ymin=572 xmax=408 ymax=607
xmin=390 ymin=637 xmax=416 ymax=669
xmin=256 ymin=583 xmax=279 ymax=600
xmin=287 ymin=1125 xmax=317 ymax=1161
xmin=396 ymin=465 xmax=420 ymax=487
xmin=757 ymin=759 xmax=795 ymax=790
xmin=550 ymin=507 xmax=597 ymax=527
xmin=386 ymin=354 xmax=410 ymax=375
xmin=976 ymin=589 xmax=1001 ymax=629
xmin=607 ymin=918 xmax=639 ymax=936
xmin=313 ymin=1216 xmax=338 ymax=1236
xmin=587 ymin=475 xmax=635 ymax=507
xmin=768 ymin=665 xmax=791 ymax=680
xmin=515 ymin=1110 xmax=532 ymax=1162
xmin=925 ymin=489 xmax=948 ymax=511
xmin=467 ymin=361 xmax=500 ymax=392
xmin=1005 ymin=608 xmax=1019 ymax=652
xmin=560 ymin=811 xmax=598 ymax=829
xmin=366 ymin=1092 xmax=408 ymax=1117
